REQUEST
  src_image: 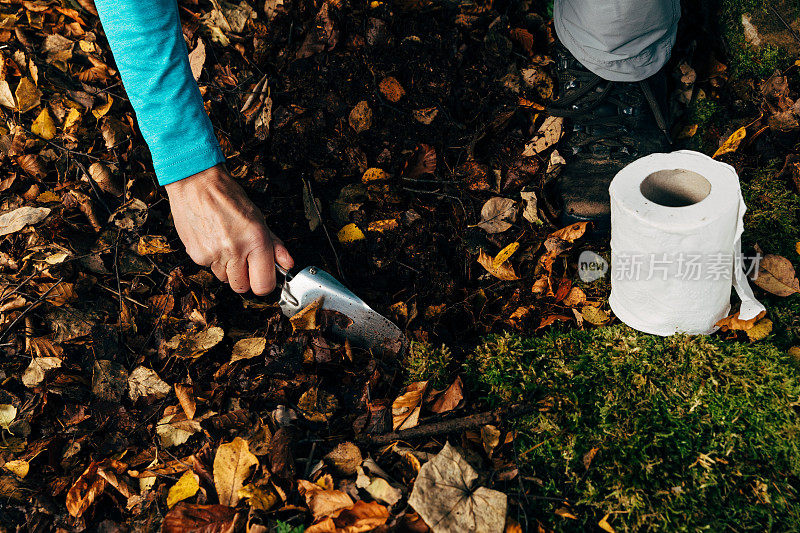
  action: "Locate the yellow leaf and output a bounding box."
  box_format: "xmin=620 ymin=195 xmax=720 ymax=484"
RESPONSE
xmin=492 ymin=242 xmax=519 ymax=268
xmin=31 ymin=108 xmax=56 ymax=140
xmin=230 ymin=337 xmax=266 ymax=362
xmin=238 ymin=483 xmax=279 ymax=511
xmin=362 ymin=167 xmax=390 ymax=183
xmin=795 ymin=241 xmax=800 ymax=255
xmin=92 ymin=95 xmax=113 ymax=119
xmin=349 ymin=100 xmax=372 ymax=133
xmin=64 ymin=108 xmax=81 ymax=130
xmin=166 ymin=470 xmax=200 ymax=508
xmin=581 ymin=305 xmax=610 ymax=325
xmin=36 ymin=190 xmax=60 ymax=203
xmin=367 ymin=219 xmax=398 ymax=232
xmin=15 ymin=77 xmax=41 ymax=113
xmin=290 ymin=296 xmax=323 ymax=332
xmin=78 ymin=39 xmax=96 ymax=52
xmin=555 ymin=508 xmax=578 ymax=520
xmin=746 ymin=318 xmax=772 ymax=341
xmin=213 ymin=437 xmax=259 ymax=507
xmin=298 ymin=387 xmax=338 ymax=422
xmin=789 ymin=346 xmax=800 ymax=361
xmin=3 ymin=459 xmax=29 ymax=479
xmin=337 ymin=223 xmax=365 ymax=243
xmin=137 ymin=235 xmax=173 ymax=255
xmin=712 ymin=126 xmax=746 ymax=158
xmin=678 ymin=124 xmax=698 ymax=139
xmin=598 ymin=513 xmax=616 ymax=533
xmin=477 ymin=249 xmax=519 ymax=281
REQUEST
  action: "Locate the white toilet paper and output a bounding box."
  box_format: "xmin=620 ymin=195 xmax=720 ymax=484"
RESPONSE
xmin=608 ymin=150 xmax=765 ymax=336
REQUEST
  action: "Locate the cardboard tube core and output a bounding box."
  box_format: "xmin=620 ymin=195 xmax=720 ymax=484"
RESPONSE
xmin=640 ymin=168 xmax=712 ymax=207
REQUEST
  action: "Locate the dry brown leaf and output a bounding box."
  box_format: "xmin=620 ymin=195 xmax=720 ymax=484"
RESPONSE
xmin=323 ymin=442 xmax=362 ymax=476
xmin=162 ymin=502 xmax=238 ymax=533
xmin=477 ymin=197 xmax=517 ymax=234
xmin=581 ymin=305 xmax=611 ymax=326
xmin=188 ymin=39 xmax=206 ymax=81
xmin=477 ymin=249 xmax=519 ymax=281
xmin=522 ymin=116 xmax=563 ymax=156
xmin=0 ymin=206 xmax=50 ymax=236
xmin=401 ymin=144 xmax=437 ymax=179
xmin=173 ymin=326 xmax=225 ymax=359
xmin=137 ymin=235 xmax=173 ymax=255
xmin=379 ymin=76 xmax=405 ymax=102
xmin=298 ymin=479 xmax=355 ymax=520
xmin=716 ymin=309 xmax=767 ymax=332
xmin=296 ymin=1 xmax=337 ymax=58
xmin=753 ymin=254 xmax=800 ymax=296
xmin=213 ymin=437 xmax=259 ymax=507
xmin=14 ymin=78 xmax=40 ymax=113
xmin=562 ymin=287 xmax=586 ymax=307
xmin=431 ymin=375 xmax=464 ymax=414
xmin=175 ymin=384 xmax=197 ymax=420
xmin=413 ymin=107 xmax=438 ymax=124
xmin=0 ymin=81 xmax=15 ymax=109
xmin=21 ymin=356 xmax=62 ymax=388
xmin=15 ymin=154 xmax=46 ymax=179
xmin=362 ymin=167 xmax=390 ymax=183
xmin=408 ymin=442 xmax=507 ymax=533
xmin=298 ymin=387 xmax=339 ymax=422
xmin=290 ymin=296 xmax=324 ymax=331
xmin=481 ymin=424 xmax=501 ymax=456
xmin=392 ymin=381 xmax=428 ymax=430
xmin=230 ymin=337 xmax=267 ymax=362
xmin=65 ymin=461 xmax=106 ymax=518
xmin=128 ymin=366 xmax=171 ymax=403
xmin=305 ymin=500 xmax=390 ymax=533
xmin=349 ymin=100 xmax=372 ymax=133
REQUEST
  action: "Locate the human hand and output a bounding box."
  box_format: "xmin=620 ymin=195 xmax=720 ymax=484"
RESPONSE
xmin=165 ymin=164 xmax=294 ymax=295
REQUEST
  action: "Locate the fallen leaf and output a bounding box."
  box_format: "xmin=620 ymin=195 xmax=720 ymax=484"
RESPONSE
xmin=367 ymin=219 xmax=398 ymax=232
xmin=712 ymin=126 xmax=746 ymax=158
xmin=3 ymin=459 xmax=29 ymax=479
xmin=0 ymin=405 xmax=16 ymax=429
xmin=481 ymin=425 xmax=501 ymax=456
xmin=230 ymin=337 xmax=266 ymax=362
xmin=214 ymin=437 xmax=259 ymax=506
xmin=188 ymin=39 xmax=206 ymax=81
xmin=31 ymin=108 xmax=55 ymax=140
xmin=15 ymin=78 xmax=40 ymax=113
xmin=337 ymin=223 xmax=366 ymax=243
xmin=746 ymin=318 xmax=773 ymax=341
xmin=431 ymin=375 xmax=464 ymax=414
xmin=392 ymin=381 xmax=428 ymax=430
xmin=22 ymin=356 xmax=62 ymax=388
xmin=162 ymin=502 xmax=237 ymax=533
xmin=562 ymin=287 xmax=586 ymax=307
xmin=0 ymin=206 xmax=51 ymax=236
xmin=324 ymin=442 xmax=362 ymax=476
xmin=715 ymin=309 xmax=767 ymax=332
xmin=362 ymin=168 xmax=391 ymax=183
xmin=157 ymin=413 xmax=203 ymax=447
xmin=493 ymin=242 xmax=519 ymax=269
xmin=303 ymin=180 xmax=322 ymax=231
xmin=753 ymin=254 xmax=800 ymax=296
xmin=581 ymin=305 xmax=611 ymax=326
xmin=408 ymin=442 xmax=507 ymax=533
xmin=91 ymin=95 xmax=113 ymax=119
xmin=298 ymin=479 xmax=354 ymax=520
xmin=298 ymin=387 xmax=339 ymax=422
xmin=402 ymin=144 xmax=437 ymax=180
xmin=349 ymin=100 xmax=372 ymax=133
xmin=413 ymin=107 xmax=438 ymax=124
xmin=477 ymin=249 xmax=519 ymax=281
xmin=296 ymin=1 xmax=337 ymax=58
xmin=379 ymin=76 xmax=405 ymax=102
xmin=175 ymin=384 xmax=197 ymax=420
xmin=598 ymin=513 xmax=616 ymax=533
xmin=66 ymin=461 xmax=106 ymax=518
xmin=290 ymin=297 xmax=323 ymax=331
xmin=128 ymin=366 xmax=171 ymax=402
xmin=0 ymin=81 xmax=15 ymax=109
xmin=477 ymin=197 xmax=517 ymax=234
xmin=520 ymin=190 xmax=541 ymax=224
xmin=305 ymin=499 xmax=390 ymax=533
xmin=360 ymin=475 xmax=402 ymax=506
xmin=264 ymin=0 xmax=284 ymax=20
xmin=174 ymin=326 xmax=225 ymax=359
xmin=167 ymin=470 xmax=200 ymax=508
xmin=237 ymin=483 xmax=279 ymax=511
xmin=522 ymin=116 xmax=563 ymax=156
xmin=137 ymin=235 xmax=173 ymax=255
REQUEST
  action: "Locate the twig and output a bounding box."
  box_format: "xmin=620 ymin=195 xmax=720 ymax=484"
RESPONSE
xmin=766 ymin=1 xmax=800 ymax=46
xmin=0 ymin=279 xmax=64 ymax=344
xmin=364 ymin=404 xmax=533 ymax=445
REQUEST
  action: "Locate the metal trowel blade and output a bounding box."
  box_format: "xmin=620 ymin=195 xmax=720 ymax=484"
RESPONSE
xmin=278 ymin=266 xmax=406 ymax=356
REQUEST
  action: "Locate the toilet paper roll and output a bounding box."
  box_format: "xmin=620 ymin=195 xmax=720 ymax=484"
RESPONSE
xmin=609 ymin=150 xmax=764 ymax=336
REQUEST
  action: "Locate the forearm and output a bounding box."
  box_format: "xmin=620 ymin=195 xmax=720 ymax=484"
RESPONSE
xmin=94 ymin=0 xmax=224 ymax=185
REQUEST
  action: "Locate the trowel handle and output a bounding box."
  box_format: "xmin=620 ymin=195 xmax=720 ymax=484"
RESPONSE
xmin=275 ymin=264 xmax=293 ymax=283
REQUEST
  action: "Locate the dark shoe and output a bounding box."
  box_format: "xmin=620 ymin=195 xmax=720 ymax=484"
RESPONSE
xmin=547 ymin=42 xmax=672 ymax=233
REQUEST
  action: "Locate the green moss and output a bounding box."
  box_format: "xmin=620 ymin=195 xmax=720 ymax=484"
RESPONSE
xmin=466 ymin=326 xmax=800 ymax=531
xmin=721 ymin=0 xmax=792 ymax=78
xmin=404 ymin=341 xmax=453 ymax=387
xmin=688 ymin=98 xmax=721 ymax=126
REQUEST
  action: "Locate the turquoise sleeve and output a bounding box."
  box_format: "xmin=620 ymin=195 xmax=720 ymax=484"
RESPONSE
xmin=94 ymin=0 xmax=225 ymax=185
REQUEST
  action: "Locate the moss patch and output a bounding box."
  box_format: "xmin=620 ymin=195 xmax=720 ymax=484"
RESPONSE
xmin=720 ymin=0 xmax=794 ymax=78
xmin=466 ymin=326 xmax=800 ymax=531
xmin=403 ymin=341 xmax=453 ymax=388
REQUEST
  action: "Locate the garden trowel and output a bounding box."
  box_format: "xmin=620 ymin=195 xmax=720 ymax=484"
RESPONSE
xmin=277 ymin=266 xmax=406 ymax=357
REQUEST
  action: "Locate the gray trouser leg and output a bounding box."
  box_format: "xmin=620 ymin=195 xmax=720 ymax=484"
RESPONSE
xmin=553 ymin=0 xmax=680 ymax=82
